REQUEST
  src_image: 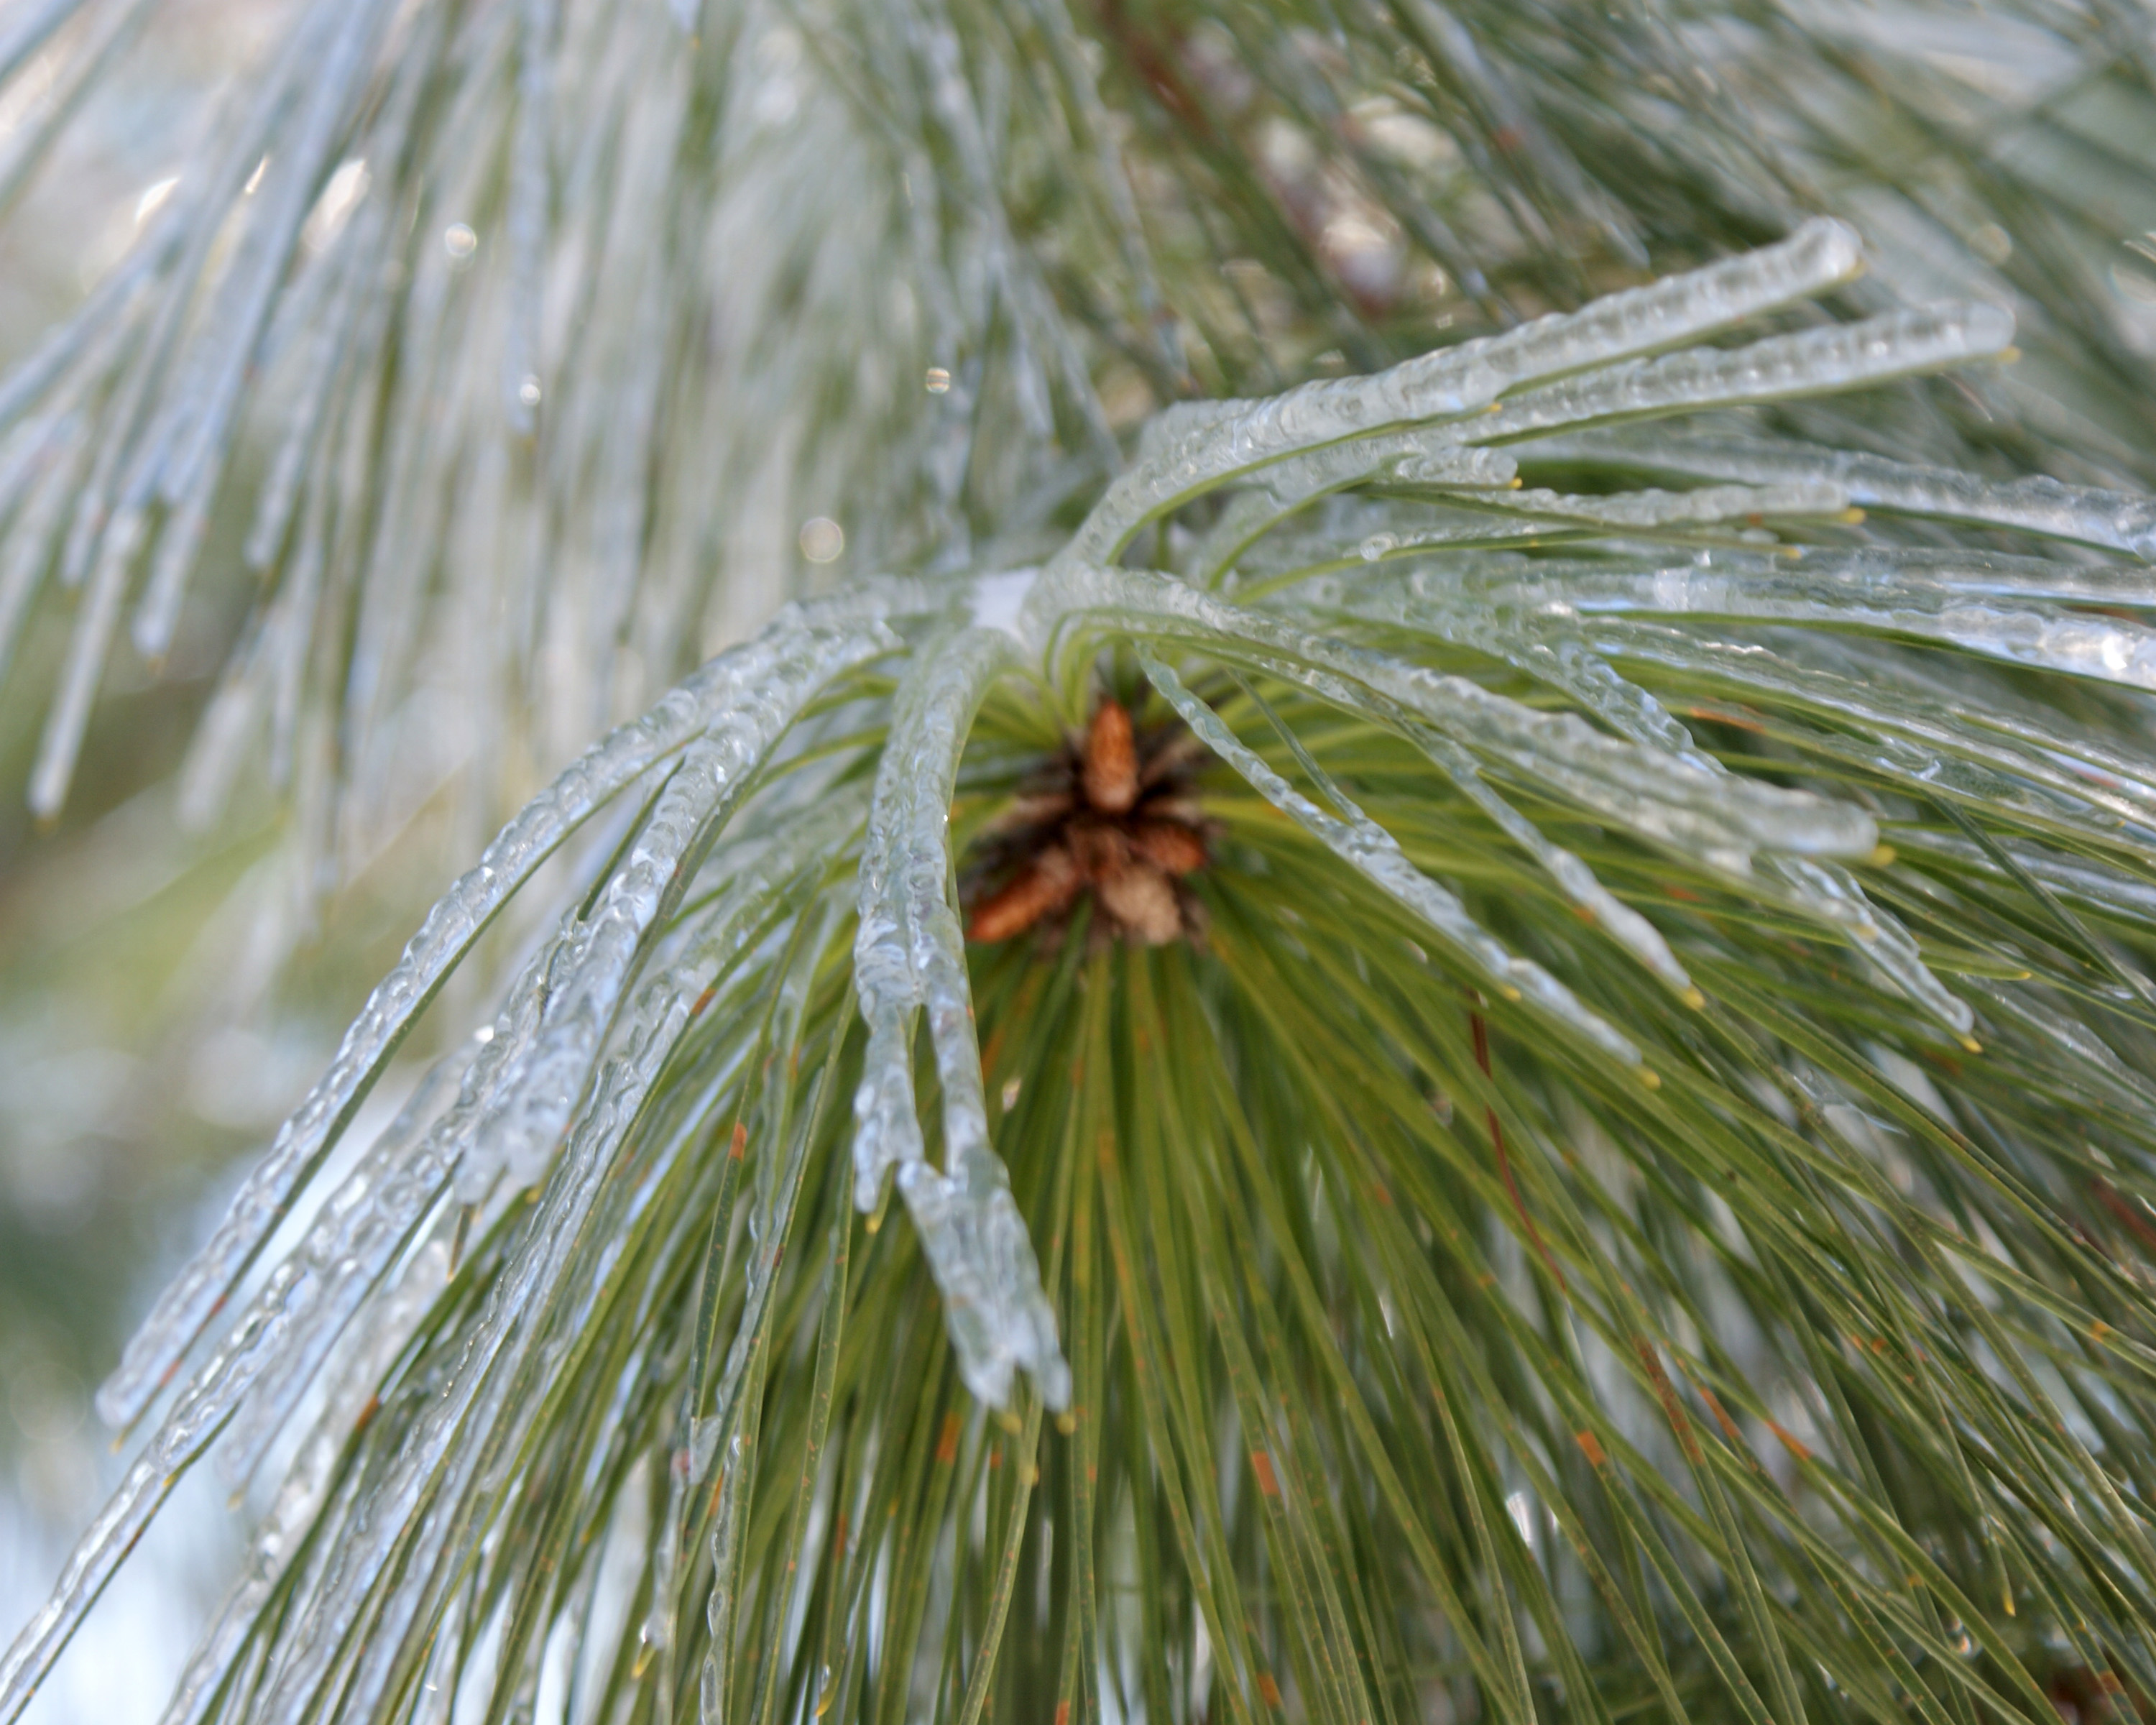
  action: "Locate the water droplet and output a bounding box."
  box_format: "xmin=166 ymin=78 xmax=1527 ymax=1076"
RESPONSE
xmin=518 ymin=375 xmax=541 ymax=408
xmin=134 ymin=176 xmax=180 ymax=225
xmin=303 ymin=159 xmax=369 ymax=253
xmin=443 ymin=224 xmax=477 ymax=260
xmin=798 ymin=518 xmax=844 ymax=563
xmin=1359 ymin=533 xmax=1398 ymax=561
xmin=925 ymin=367 xmax=952 ymax=395
xmin=999 ymin=1077 xmax=1021 ymax=1110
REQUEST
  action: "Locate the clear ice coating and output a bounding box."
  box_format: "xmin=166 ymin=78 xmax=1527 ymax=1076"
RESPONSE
xmin=1282 ymin=576 xmax=1974 ymax=1032
xmin=1059 ymin=217 xmax=1865 ymax=566
xmin=95 ymin=594 xmax=908 ymax=1432
xmin=1463 ymin=303 xmax=2014 ymax=444
xmin=1189 ymin=438 xmax=1521 ymax=583
xmin=1529 ymin=431 xmax=2156 ymax=561
xmin=1036 ymin=564 xmax=1880 ymax=870
xmin=157 ymin=1241 xmax=453 ymax=1725
xmin=1135 ymin=648 xmax=1640 ymax=1063
xmin=236 ymin=799 xmax=875 ymax=1725
xmin=2 ymin=663 xmax=895 ymax=1725
xmin=852 ymin=625 xmax=1071 ymax=1411
xmin=247 ymin=959 xmax=700 ymax=1724
xmin=1224 ymin=479 xmax=1854 ymax=589
xmin=1443 ymin=558 xmax=2156 ymax=692
xmin=170 ymin=794 xmax=862 ymax=1725
xmin=9 ymin=213 xmax=2133 ymax=1722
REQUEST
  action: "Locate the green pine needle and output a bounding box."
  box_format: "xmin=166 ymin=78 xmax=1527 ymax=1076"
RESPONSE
xmin=3 ymin=4 xmax=2156 ymax=1724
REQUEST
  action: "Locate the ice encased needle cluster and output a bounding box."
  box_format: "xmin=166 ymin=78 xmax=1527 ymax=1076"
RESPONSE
xmin=851 ymin=624 xmax=1071 ymax=1410
xmin=24 ymin=218 xmax=2156 ymax=1724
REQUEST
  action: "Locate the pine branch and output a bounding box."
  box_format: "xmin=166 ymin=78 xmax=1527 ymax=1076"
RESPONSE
xmin=5 ymin=4 xmax=2156 ymax=1724
xmin=4 ymin=213 xmax=2156 ymax=1722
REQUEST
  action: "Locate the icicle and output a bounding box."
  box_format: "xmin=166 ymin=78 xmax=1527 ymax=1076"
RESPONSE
xmin=689 ymin=927 xmax=850 ymax=1725
xmin=244 ymin=828 xmax=791 ymax=1717
xmin=1292 ymin=567 xmax=2156 ymax=837
xmin=852 ymin=625 xmax=1070 ymax=1411
xmin=1034 ymin=0 xmax=1186 ymax=383
xmin=404 ymin=1588 xmax=468 ymax=1725
xmin=1239 ymin=508 xmax=1590 ymax=590
xmin=1909 ymin=830 xmax=2156 ymax=926
xmin=0 ymin=1448 xmax=197 ymax=1714
xmin=1529 ymin=431 xmax=2156 ymax=561
xmin=1470 ymin=303 xmax=2015 ymax=445
xmin=1963 ymin=978 xmax=2156 ymax=1119
xmin=463 ymin=732 xmax=760 ymax=1195
xmin=0 ymin=1146 xmax=442 ymax=1725
xmin=0 ymin=210 xmax=171 ymax=444
xmin=1137 ymin=648 xmax=1641 ymax=1062
xmin=1768 ymin=853 xmax=1973 ymax=1032
xmin=700 ymin=1426 xmax=750 ymax=1725
xmin=142 ymin=0 xmax=383 ymax=514
xmin=1241 ymin=617 xmax=1692 ymax=990
xmin=1462 ymin=544 xmax=2156 ymax=608
xmin=94 ymin=597 xmax=909 ymax=1432
xmin=55 ymin=357 xmax=165 ymax=597
xmin=50 ymin=0 xmax=351 ymax=620
xmin=132 ymin=470 xmax=213 ymax=666
xmin=213 ymin=783 xmax=865 ymax=1509
xmin=1059 ymin=218 xmax=1863 ymax=564
xmin=0 ymin=415 xmax=52 ymax=525
xmin=271 ymin=809 xmax=850 ymax=1724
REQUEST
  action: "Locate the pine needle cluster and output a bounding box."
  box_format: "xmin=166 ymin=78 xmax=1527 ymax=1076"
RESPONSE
xmin=6 ymin=3 xmax=2156 ymax=1724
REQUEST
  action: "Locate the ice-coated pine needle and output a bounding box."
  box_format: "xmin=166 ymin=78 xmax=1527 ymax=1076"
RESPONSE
xmin=7 ymin=187 xmax=2156 ymax=1725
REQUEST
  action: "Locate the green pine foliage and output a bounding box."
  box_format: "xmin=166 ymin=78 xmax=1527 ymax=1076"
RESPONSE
xmin=5 ymin=3 xmax=2156 ymax=1724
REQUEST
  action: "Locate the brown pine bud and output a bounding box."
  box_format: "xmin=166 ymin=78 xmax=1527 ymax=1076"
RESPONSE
xmin=1130 ymin=819 xmax=1206 ymax=875
xmin=1097 ymin=860 xmax=1181 ymax=945
xmin=967 ymin=845 xmax=1082 ymax=942
xmin=1081 ymin=699 xmax=1139 ymax=813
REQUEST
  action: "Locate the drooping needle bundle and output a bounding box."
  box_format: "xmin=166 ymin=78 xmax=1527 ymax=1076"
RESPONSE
xmin=7 ymin=206 xmax=2156 ymax=1724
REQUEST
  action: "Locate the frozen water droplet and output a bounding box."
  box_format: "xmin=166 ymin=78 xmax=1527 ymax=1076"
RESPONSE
xmin=517 ymin=375 xmax=540 ymax=408
xmin=134 ymin=176 xmax=179 ymax=225
xmin=925 ymin=367 xmax=952 ymax=394
xmin=443 ymin=223 xmax=476 ymax=259
xmin=798 ymin=518 xmax=844 ymax=563
xmin=1360 ymin=532 xmax=1398 ymax=561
